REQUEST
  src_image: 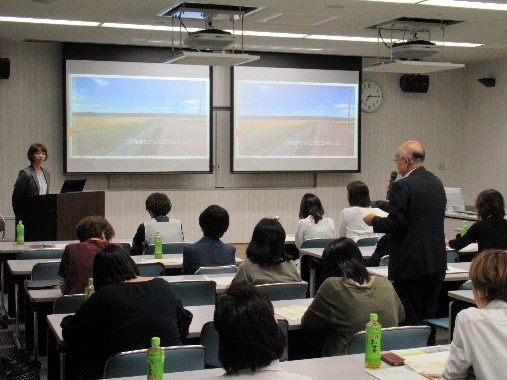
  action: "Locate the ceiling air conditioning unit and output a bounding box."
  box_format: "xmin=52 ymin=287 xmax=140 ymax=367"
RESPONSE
xmin=184 ymin=28 xmax=235 ymax=51
xmin=391 ymin=40 xmax=440 ymax=60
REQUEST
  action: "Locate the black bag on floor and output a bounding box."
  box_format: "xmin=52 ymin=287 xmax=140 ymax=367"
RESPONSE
xmin=0 ymin=354 xmax=40 ymax=380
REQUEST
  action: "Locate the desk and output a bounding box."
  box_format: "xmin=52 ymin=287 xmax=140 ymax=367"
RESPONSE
xmin=46 ymin=298 xmax=313 ymax=380
xmin=367 ymin=262 xmax=471 ymax=282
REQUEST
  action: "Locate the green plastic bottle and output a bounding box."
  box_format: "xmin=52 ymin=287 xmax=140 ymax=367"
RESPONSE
xmin=147 ymin=336 xmax=164 ymax=380
xmin=154 ymin=231 xmax=163 ymax=259
xmin=460 ymin=221 xmax=469 ymax=237
xmin=84 ymin=278 xmax=94 ymax=300
xmin=365 ymin=313 xmax=381 ymax=368
xmin=16 ymin=221 xmax=24 ymax=245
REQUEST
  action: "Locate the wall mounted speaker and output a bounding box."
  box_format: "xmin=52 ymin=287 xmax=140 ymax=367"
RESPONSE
xmin=399 ymin=74 xmax=429 ymax=93
xmin=0 ymin=58 xmax=10 ymax=79
xmin=478 ymin=77 xmax=495 ymax=87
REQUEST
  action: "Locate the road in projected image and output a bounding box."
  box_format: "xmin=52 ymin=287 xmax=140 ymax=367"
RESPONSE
xmin=235 ymin=81 xmax=357 ymax=158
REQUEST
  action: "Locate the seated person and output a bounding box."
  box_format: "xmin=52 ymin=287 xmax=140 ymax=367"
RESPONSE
xmin=182 ymin=205 xmax=236 ymax=275
xmin=443 ymin=249 xmax=507 ymax=380
xmin=131 ymin=192 xmax=184 ymax=255
xmin=214 ymin=282 xmax=311 ymax=379
xmin=232 ymin=218 xmax=301 ymax=285
xmin=61 ymin=245 xmax=192 ymax=379
xmin=446 ymin=189 xmax=507 ymax=252
xmin=301 ymin=237 xmax=404 ymax=356
xmin=337 ymin=181 xmax=383 ymax=242
xmin=58 ymin=215 xmax=115 ymax=295
xmin=295 ymin=193 xmax=336 ymax=249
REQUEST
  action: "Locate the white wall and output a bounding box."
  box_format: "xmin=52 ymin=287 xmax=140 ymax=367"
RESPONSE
xmin=0 ymin=41 xmax=474 ymax=242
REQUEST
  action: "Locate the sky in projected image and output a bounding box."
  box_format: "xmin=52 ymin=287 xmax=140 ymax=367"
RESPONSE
xmin=70 ymin=75 xmax=209 ymax=114
xmin=238 ymin=81 xmax=357 ymax=118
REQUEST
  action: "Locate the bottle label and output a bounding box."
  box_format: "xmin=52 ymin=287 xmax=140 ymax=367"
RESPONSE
xmin=147 ymin=349 xmax=164 ymax=380
xmin=365 ymin=325 xmax=381 ymax=365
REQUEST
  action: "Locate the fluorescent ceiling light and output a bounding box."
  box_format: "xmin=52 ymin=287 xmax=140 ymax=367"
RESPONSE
xmin=101 ymin=23 xmax=199 ymax=32
xmin=433 ymin=41 xmax=482 ymax=47
xmin=225 ymin=30 xmax=308 ymax=38
xmin=421 ymin=1 xmax=507 ymax=11
xmin=306 ymin=35 xmax=381 ymax=42
xmin=363 ymin=0 xmax=420 ymax=3
xmin=0 ymin=16 xmax=99 ymax=26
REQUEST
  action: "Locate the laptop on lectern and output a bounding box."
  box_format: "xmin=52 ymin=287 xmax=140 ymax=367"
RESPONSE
xmin=60 ymin=179 xmax=86 ymax=193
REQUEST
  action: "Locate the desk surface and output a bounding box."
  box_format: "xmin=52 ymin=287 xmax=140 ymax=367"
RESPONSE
xmin=300 ymin=245 xmax=375 ymax=259
xmin=448 ymin=289 xmax=474 ymax=304
xmin=0 ymin=239 xmax=133 ymax=256
xmin=368 ymin=261 xmax=471 ymax=282
xmin=445 ymin=211 xmax=478 ymax=221
xmin=47 ymin=298 xmax=312 ymax=344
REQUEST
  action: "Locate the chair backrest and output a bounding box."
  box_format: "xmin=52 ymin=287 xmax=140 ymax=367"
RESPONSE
xmin=53 ymin=294 xmax=86 ymax=314
xmin=17 ymin=249 xmax=64 ymax=260
xmin=136 ymin=262 xmax=165 ymax=277
xmin=446 ymin=250 xmax=459 ymax=263
xmin=194 ymin=265 xmax=238 ymax=275
xmin=103 ymin=345 xmax=205 ymax=378
xmin=356 ymin=237 xmax=379 ymax=247
xmin=256 ymin=282 xmax=308 ymax=301
xmin=460 ymin=280 xmax=472 ymax=290
xmin=345 ymin=325 xmax=431 ymax=354
xmin=170 ymin=281 xmax=217 ymax=307
xmin=300 ymin=238 xmax=334 ymax=249
xmin=119 ymin=242 xmax=131 ymax=255
xmin=379 ymin=255 xmax=390 ymax=267
xmin=200 ymin=320 xmax=289 ymax=368
xmin=31 ymin=262 xmax=60 ymax=280
xmin=145 ymin=242 xmax=190 ymax=255
xmin=0 ymin=213 xmax=5 ymax=241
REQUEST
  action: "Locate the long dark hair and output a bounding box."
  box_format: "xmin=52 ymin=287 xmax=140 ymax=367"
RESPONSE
xmin=475 ymin=189 xmax=505 ymax=219
xmin=347 ymin=181 xmax=371 ymax=207
xmin=299 ymin=193 xmax=325 ymax=224
xmin=246 ymin=218 xmax=287 ymax=266
xmin=322 ymin=237 xmax=370 ymax=283
xmin=93 ymin=245 xmax=139 ymax=291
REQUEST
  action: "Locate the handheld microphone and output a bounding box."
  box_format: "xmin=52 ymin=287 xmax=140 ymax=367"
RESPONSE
xmin=386 ymin=171 xmax=398 ymax=199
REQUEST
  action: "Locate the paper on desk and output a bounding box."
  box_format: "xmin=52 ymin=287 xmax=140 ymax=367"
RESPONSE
xmin=446 ymin=266 xmax=469 ymax=274
xmin=392 ymin=346 xmax=450 ymax=378
xmin=365 ymin=367 xmax=427 ymax=380
xmin=274 ymin=305 xmax=307 ymax=320
xmin=139 ymin=258 xmax=182 ymax=265
xmin=203 ymin=276 xmax=232 ymax=287
xmin=358 ymin=207 xmax=388 ymax=218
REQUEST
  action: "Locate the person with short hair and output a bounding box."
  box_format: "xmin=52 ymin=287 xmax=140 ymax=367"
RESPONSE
xmin=301 ymin=237 xmax=404 ymax=356
xmin=232 ymin=218 xmax=301 ymax=285
xmin=61 ymin=245 xmax=192 ymax=379
xmin=213 ymin=282 xmax=311 ymax=379
xmin=58 ymin=215 xmax=115 ymax=295
xmin=446 ymin=189 xmax=507 ymax=252
xmin=337 ymin=181 xmax=383 ymax=242
xmin=443 ymin=249 xmax=507 ymax=380
xmin=182 ymin=205 xmax=236 ymax=274
xmin=131 ymin=192 xmax=183 ymax=255
xmin=295 ymin=193 xmax=336 ymax=249
xmin=12 ymin=143 xmax=50 ymax=221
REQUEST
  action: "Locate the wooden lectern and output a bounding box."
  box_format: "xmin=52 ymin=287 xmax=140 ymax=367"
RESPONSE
xmin=17 ymin=191 xmax=105 ymax=241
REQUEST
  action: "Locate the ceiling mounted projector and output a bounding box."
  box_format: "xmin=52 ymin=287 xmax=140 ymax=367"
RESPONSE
xmin=184 ymin=28 xmax=235 ymax=51
xmin=391 ymin=40 xmax=440 ymax=60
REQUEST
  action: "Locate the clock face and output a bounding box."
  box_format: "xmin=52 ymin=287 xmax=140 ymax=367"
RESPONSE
xmin=361 ymin=80 xmax=383 ymax=113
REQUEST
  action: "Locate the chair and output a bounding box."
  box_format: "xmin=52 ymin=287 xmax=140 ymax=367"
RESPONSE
xmin=136 ymin=262 xmax=165 ymax=277
xmin=119 ymin=242 xmax=131 ymax=255
xmin=200 ymin=320 xmax=289 ymax=368
xmin=145 ymin=242 xmax=190 ymax=255
xmin=31 ymin=262 xmax=60 ymax=280
xmin=53 ymin=294 xmax=86 ymax=314
xmin=194 ymin=265 xmax=238 ymax=275
xmin=17 ymin=249 xmax=64 ymax=260
xmin=0 ymin=213 xmax=5 ymax=241
xmin=345 ymin=325 xmax=431 ymax=354
xmin=103 ymin=345 xmax=205 ymax=378
xmin=356 ymin=237 xmax=379 ymax=247
xmin=300 ymin=238 xmax=334 ymax=249
xmin=379 ymin=255 xmax=390 ymax=267
xmin=447 ymin=250 xmax=459 ymax=263
xmin=170 ymin=281 xmax=217 ymax=307
xmin=256 ymin=282 xmax=308 ymax=301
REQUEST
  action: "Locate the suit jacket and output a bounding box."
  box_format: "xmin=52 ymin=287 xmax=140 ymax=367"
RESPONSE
xmin=182 ymin=236 xmax=236 ymax=275
xmin=12 ymin=165 xmax=50 ymax=217
xmin=371 ymin=167 xmax=447 ymax=281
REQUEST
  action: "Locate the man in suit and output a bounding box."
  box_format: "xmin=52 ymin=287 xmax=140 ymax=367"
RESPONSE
xmin=182 ymin=205 xmax=236 ymax=275
xmin=363 ymin=140 xmax=447 ymax=325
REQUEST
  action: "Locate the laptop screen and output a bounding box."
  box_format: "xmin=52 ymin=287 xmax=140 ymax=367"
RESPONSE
xmin=444 ymin=187 xmax=465 ymax=212
xmin=60 ymin=179 xmax=86 ymax=193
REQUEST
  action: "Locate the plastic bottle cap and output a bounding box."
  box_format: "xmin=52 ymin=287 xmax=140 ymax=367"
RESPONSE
xmin=370 ymin=313 xmax=378 ymax=321
xmin=151 ymin=337 xmax=160 ymax=346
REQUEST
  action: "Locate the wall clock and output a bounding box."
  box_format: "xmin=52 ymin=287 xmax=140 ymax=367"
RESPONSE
xmin=361 ymin=80 xmax=383 ymax=113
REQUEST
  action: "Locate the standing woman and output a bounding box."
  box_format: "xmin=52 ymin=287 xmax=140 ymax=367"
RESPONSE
xmin=12 ymin=143 xmax=50 ymax=220
xmin=295 ymin=193 xmax=336 ymax=249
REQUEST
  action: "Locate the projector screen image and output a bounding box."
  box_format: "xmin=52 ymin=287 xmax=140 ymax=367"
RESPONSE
xmin=232 ymin=66 xmax=359 ymax=172
xmin=65 ymin=60 xmax=211 ymax=173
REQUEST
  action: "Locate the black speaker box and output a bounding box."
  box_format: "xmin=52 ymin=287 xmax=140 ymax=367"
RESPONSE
xmin=399 ymin=74 xmax=429 ymax=93
xmin=478 ymin=78 xmax=495 ymax=87
xmin=0 ymin=58 xmax=10 ymax=79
